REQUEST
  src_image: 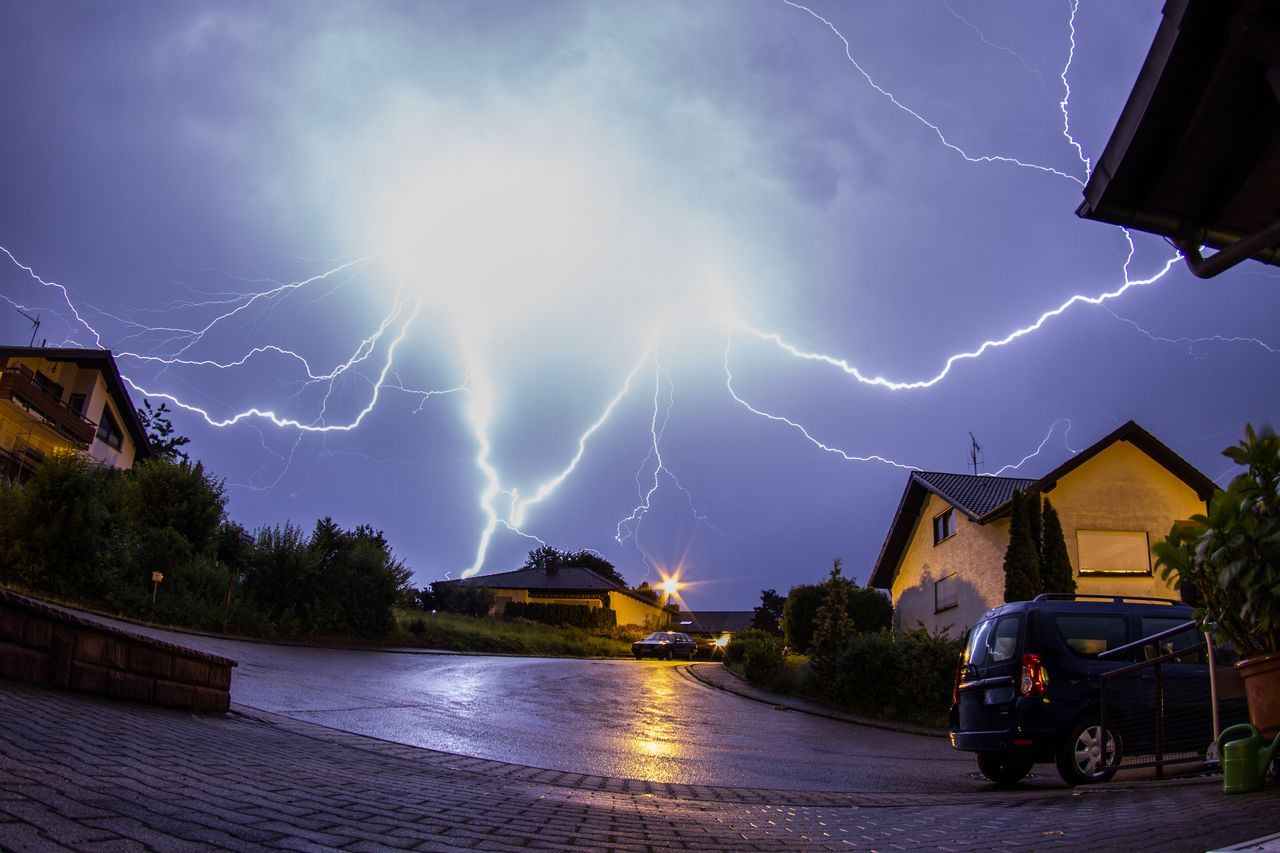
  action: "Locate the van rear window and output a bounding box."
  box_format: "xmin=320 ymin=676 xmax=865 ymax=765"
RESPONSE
xmin=1054 ymin=614 xmax=1126 ymax=658
xmin=964 ymin=614 xmax=1021 ymax=667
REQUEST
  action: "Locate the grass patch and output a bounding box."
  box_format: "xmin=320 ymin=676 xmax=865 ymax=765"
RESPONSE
xmin=390 ymin=608 xmax=636 ymax=657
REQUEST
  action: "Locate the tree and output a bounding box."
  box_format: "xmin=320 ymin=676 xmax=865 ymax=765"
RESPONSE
xmin=751 ymin=589 xmax=786 ymax=635
xmin=810 ymin=559 xmax=853 ymax=694
xmin=113 ymin=459 xmax=226 ymax=556
xmin=1040 ymin=499 xmax=1075 ymax=594
xmin=1003 ymin=491 xmax=1042 ymax=602
xmin=521 ymin=546 xmax=627 ymax=587
xmin=1025 ymin=492 xmax=1043 ymax=564
xmin=136 ymin=399 xmax=191 ymax=464
xmin=846 ymin=584 xmax=894 ymax=633
xmin=783 ymin=583 xmax=824 ymax=653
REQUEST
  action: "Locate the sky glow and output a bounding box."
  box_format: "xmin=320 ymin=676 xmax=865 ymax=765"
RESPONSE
xmin=2 ymin=1 xmax=1277 ymax=607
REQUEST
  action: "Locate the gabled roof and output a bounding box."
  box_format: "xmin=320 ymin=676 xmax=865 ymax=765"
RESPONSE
xmin=868 ymin=421 xmax=1217 ymax=590
xmin=978 ymin=420 xmax=1218 ymax=520
xmin=441 ymin=565 xmax=664 ymax=608
xmin=913 ymin=472 xmax=1035 ymax=521
xmin=0 ymin=346 xmax=150 ymax=460
xmin=681 ymin=611 xmax=755 ymax=634
xmin=868 ymin=472 xmax=1032 ymax=589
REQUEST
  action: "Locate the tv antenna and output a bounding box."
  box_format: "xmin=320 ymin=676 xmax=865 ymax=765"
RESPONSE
xmin=968 ymin=432 xmax=984 ymax=475
xmin=16 ymin=308 xmax=40 ymax=347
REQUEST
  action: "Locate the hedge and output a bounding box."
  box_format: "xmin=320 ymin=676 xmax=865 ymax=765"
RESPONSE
xmin=502 ymin=601 xmax=617 ymax=629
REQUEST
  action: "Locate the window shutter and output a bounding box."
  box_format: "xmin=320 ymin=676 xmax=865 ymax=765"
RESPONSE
xmin=1076 ymin=530 xmax=1150 ymax=574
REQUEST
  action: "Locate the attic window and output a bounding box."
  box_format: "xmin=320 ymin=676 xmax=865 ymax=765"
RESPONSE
xmin=96 ymin=408 xmax=123 ymax=450
xmin=933 ymin=509 xmax=956 ymax=544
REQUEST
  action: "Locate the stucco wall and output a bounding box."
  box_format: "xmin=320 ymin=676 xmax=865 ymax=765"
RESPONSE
xmin=608 ymin=592 xmax=670 ymax=629
xmin=891 ymin=493 xmax=1010 ymax=639
xmin=1045 ymin=440 xmax=1204 ymax=601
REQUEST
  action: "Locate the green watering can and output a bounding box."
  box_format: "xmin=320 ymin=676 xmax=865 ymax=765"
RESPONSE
xmin=1218 ymin=724 xmax=1280 ymax=795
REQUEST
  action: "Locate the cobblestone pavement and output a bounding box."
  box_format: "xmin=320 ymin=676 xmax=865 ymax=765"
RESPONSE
xmin=1 ymin=681 xmax=1278 ymax=852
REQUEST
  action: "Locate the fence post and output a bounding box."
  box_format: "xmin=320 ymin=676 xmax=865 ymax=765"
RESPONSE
xmin=1155 ymin=662 xmax=1165 ymax=780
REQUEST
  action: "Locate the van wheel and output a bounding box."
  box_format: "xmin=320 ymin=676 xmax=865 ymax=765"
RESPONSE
xmin=1056 ymin=717 xmax=1121 ymax=786
xmin=976 ymin=753 xmax=1033 ymax=786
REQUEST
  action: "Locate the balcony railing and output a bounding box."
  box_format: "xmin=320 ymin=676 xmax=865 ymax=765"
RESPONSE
xmin=0 ymin=367 xmax=97 ymax=447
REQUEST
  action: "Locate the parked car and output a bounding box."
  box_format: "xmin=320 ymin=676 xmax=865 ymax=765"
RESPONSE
xmin=950 ymin=593 xmax=1234 ymax=787
xmin=632 ymin=631 xmax=697 ymax=660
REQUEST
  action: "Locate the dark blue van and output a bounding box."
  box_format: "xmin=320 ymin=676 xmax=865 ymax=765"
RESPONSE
xmin=950 ymin=593 xmax=1218 ymax=786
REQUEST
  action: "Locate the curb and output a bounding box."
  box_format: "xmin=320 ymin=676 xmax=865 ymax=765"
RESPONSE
xmin=681 ymin=662 xmax=948 ymax=738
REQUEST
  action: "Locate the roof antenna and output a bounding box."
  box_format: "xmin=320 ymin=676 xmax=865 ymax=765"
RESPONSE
xmin=16 ymin=307 xmax=40 ymax=347
xmin=968 ymin=432 xmax=984 ymax=475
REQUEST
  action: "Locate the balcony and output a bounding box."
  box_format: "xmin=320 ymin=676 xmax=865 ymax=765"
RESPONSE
xmin=0 ymin=366 xmax=97 ymax=448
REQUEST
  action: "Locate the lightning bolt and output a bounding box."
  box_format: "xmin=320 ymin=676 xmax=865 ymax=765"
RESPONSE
xmin=781 ymin=0 xmax=1087 ymax=185
xmin=941 ymin=0 xmax=1047 ymax=88
xmin=985 ymin=418 xmax=1076 ymax=477
xmin=1100 ymin=305 xmax=1280 ymax=357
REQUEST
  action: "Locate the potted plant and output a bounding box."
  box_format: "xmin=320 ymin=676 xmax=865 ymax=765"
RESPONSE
xmin=1154 ymin=424 xmax=1280 ymax=735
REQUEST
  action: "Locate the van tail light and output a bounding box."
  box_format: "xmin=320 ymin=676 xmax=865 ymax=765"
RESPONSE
xmin=1019 ymin=653 xmax=1048 ymax=697
xmin=952 ymin=664 xmax=962 ymax=704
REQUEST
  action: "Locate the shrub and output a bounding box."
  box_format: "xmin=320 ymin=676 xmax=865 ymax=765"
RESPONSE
xmin=826 ymin=629 xmax=962 ymax=726
xmin=430 ymin=582 xmax=495 ymax=617
xmin=726 ymin=629 xmax=785 ymax=687
xmin=408 ymin=618 xmax=428 ymax=636
xmin=784 ymin=576 xmax=894 ymax=654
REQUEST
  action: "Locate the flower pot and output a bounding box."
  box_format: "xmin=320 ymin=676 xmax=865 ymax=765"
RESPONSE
xmin=1236 ymin=652 xmax=1280 ymax=738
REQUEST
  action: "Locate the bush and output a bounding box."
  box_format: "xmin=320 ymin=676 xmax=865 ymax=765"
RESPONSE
xmin=430 ymin=582 xmax=495 ymax=618
xmin=726 ymin=629 xmax=785 ymax=687
xmin=502 ymin=601 xmax=616 ymax=629
xmin=783 ymin=578 xmax=893 ymax=654
xmin=825 ymin=629 xmax=962 ymax=727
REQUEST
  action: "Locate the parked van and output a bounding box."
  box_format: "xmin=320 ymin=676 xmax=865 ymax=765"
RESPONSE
xmin=949 ymin=593 xmax=1225 ymax=786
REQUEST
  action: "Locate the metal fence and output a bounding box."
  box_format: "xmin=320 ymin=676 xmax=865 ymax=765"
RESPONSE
xmin=1099 ymin=621 xmax=1249 ymax=778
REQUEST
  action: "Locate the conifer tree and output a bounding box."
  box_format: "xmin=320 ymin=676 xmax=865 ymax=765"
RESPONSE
xmin=1040 ymin=499 xmax=1076 ymax=594
xmin=811 ymin=558 xmax=852 ymax=694
xmin=1003 ymin=491 xmax=1042 ymax=602
xmin=1025 ymin=492 xmax=1043 ymax=563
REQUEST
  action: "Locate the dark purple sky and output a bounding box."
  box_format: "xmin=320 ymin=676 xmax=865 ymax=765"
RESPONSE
xmin=2 ymin=1 xmax=1276 ymax=610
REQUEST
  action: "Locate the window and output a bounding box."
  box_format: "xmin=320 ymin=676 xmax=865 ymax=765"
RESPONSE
xmin=96 ymin=408 xmax=123 ymax=450
xmin=1077 ymin=530 xmax=1151 ymax=575
xmin=68 ymin=393 xmax=86 ymax=415
xmin=933 ymin=509 xmax=956 ymax=544
xmin=1140 ymin=617 xmax=1207 ymax=663
xmin=1054 ymin=614 xmax=1127 ymax=658
xmin=964 ymin=614 xmax=1022 ymax=667
xmin=935 ymin=572 xmax=959 ymax=613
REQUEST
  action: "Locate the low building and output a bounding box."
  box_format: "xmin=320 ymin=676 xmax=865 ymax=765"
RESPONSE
xmin=1 ymin=346 xmax=149 ymax=481
xmin=869 ymin=421 xmax=1216 ymax=638
xmin=441 ymin=565 xmax=677 ymax=630
xmin=680 ymin=610 xmax=756 ymax=653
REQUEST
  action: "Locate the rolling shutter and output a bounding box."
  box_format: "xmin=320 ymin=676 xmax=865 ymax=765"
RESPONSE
xmin=1076 ymin=530 xmax=1150 ymax=574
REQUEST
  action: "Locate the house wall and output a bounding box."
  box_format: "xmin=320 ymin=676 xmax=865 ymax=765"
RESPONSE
xmin=891 ymin=493 xmax=1011 ymax=639
xmin=889 ymin=441 xmax=1207 ymax=638
xmin=608 ymin=592 xmax=671 ymax=630
xmin=1 ymin=356 xmax=138 ymax=470
xmin=1045 ymin=440 xmax=1204 ymax=601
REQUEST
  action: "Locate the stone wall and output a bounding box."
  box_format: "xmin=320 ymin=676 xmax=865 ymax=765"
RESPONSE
xmin=0 ymin=589 xmax=236 ymax=712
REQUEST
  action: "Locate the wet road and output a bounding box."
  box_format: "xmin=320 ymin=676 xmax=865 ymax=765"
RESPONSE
xmin=97 ymin=620 xmax=1054 ymax=793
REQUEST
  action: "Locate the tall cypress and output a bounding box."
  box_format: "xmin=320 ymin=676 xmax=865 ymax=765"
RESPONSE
xmin=1026 ymin=492 xmax=1043 ymax=564
xmin=1003 ymin=491 xmax=1042 ymax=602
xmin=1040 ymin=499 xmax=1076 ymax=594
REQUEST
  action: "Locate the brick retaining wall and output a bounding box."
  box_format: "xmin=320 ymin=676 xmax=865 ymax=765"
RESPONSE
xmin=0 ymin=589 xmax=236 ymax=712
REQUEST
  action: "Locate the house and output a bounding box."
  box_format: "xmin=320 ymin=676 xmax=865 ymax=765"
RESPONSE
xmin=1077 ymin=0 xmax=1280 ymax=278
xmin=680 ymin=610 xmax=756 ymax=651
xmin=869 ymin=421 xmax=1217 ymax=638
xmin=440 ymin=564 xmax=677 ymax=630
xmin=0 ymin=346 xmax=150 ymax=482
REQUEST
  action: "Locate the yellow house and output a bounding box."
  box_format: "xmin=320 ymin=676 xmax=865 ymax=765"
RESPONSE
xmin=442 ymin=564 xmax=677 ymax=630
xmin=869 ymin=421 xmax=1217 ymax=638
xmin=1 ymin=346 xmax=150 ymax=481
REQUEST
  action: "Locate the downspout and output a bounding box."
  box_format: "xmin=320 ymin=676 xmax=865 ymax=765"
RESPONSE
xmin=1175 ymin=214 xmax=1280 ymax=279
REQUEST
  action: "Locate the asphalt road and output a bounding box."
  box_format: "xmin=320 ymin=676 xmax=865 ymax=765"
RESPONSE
xmin=94 ymin=619 xmax=1058 ymax=793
